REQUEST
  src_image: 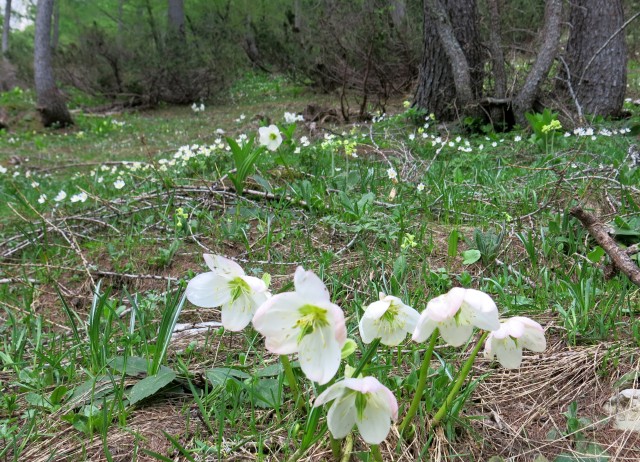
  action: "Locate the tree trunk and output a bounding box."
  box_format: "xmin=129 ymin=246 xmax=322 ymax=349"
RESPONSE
xmin=34 ymin=0 xmax=73 ymax=127
xmin=413 ymin=0 xmax=483 ymax=120
xmin=512 ymin=0 xmax=563 ymax=125
xmin=2 ymin=0 xmax=11 ymax=56
xmin=51 ymin=0 xmax=59 ymax=51
xmin=167 ymin=0 xmax=185 ymax=39
xmin=563 ymin=0 xmax=627 ymax=117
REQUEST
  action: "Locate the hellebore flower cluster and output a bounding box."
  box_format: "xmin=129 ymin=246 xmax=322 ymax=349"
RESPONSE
xmin=185 ymin=254 xmax=547 ymax=452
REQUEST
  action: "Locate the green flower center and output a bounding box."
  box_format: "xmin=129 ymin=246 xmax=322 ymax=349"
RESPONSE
xmin=296 ymin=304 xmax=329 ymax=342
xmin=228 ymin=277 xmax=250 ymax=302
xmin=269 ymin=133 xmax=278 ymax=141
xmin=377 ymin=301 xmax=405 ymax=333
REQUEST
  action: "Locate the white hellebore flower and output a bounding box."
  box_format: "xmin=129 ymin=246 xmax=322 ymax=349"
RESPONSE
xmin=258 ymin=124 xmax=283 ymax=151
xmin=186 ymin=255 xmax=270 ymax=331
xmin=314 ymin=377 xmax=398 ymax=444
xmin=359 ymin=293 xmax=419 ymax=346
xmin=484 ymin=316 xmax=546 ymax=369
xmin=413 ymin=287 xmax=500 ymax=346
xmin=252 ymin=267 xmax=346 ymax=385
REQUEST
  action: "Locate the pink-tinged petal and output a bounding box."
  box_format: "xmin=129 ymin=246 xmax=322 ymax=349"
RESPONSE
xmin=492 ymin=337 xmax=523 ymax=369
xmin=438 ymin=318 xmax=474 ymax=346
xmin=514 ymin=317 xmax=546 ymax=352
xmin=357 ymin=391 xmax=394 ymax=444
xmin=298 ymin=324 xmax=341 ymax=384
xmin=294 ymin=267 xmax=330 ymax=302
xmin=221 ymin=295 xmax=255 ymax=331
xmin=326 ymin=392 xmax=357 ymax=439
xmin=186 ymin=272 xmax=231 ymax=308
xmin=203 ymin=254 xmax=245 ymax=276
xmin=314 ymin=381 xmax=348 ymax=407
xmin=491 ymin=323 xmax=511 ymax=340
xmin=326 ymin=303 xmax=347 ymax=347
xmin=412 ymin=311 xmax=438 ymax=342
xmin=484 ymin=332 xmax=496 ymax=358
xmin=252 ymin=293 xmax=303 ymax=354
xmin=425 ymin=289 xmax=463 ymax=322
xmin=459 ymin=289 xmax=500 ymax=331
xmin=363 ymin=299 xmax=391 ymax=321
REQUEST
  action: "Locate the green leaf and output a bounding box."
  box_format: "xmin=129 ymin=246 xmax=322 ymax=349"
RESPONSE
xmin=462 ymin=249 xmax=481 ymax=265
xmin=109 ymin=356 xmax=150 ymax=376
xmin=587 ymin=246 xmax=605 ymax=263
xmin=254 ymin=363 xmax=283 ymax=378
xmin=50 ymin=385 xmax=69 ymax=405
xmin=127 ymin=369 xmax=176 ymax=405
xmin=393 ymin=255 xmax=407 ymax=279
xmin=250 ymin=379 xmax=282 ymax=408
xmin=447 ymin=229 xmax=459 ymax=257
xmin=205 ymin=367 xmax=251 ymax=387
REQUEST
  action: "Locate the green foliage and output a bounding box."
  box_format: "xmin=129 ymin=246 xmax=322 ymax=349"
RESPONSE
xmin=525 ymin=108 xmax=563 ymax=153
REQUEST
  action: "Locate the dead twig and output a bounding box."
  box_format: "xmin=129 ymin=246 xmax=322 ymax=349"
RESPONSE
xmin=570 ymin=206 xmax=640 ymax=287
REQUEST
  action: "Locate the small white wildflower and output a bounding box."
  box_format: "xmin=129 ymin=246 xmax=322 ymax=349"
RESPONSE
xmin=417 ymin=183 xmax=425 ymax=192
xmin=38 ymin=194 xmax=47 ymax=204
xmin=408 ymin=133 xmax=415 ymax=141
xmin=54 ymin=191 xmax=67 ymax=202
xmin=514 ymin=135 xmax=522 ymax=142
xmin=31 ymin=181 xmax=39 ymax=188
xmin=387 ymin=168 xmax=398 ymax=180
xmin=491 ymin=142 xmax=498 ymax=147
xmin=70 ymin=192 xmax=88 ymax=203
xmin=114 ymin=179 xmax=125 ymax=190
xmin=284 ymin=112 xmax=304 ymax=124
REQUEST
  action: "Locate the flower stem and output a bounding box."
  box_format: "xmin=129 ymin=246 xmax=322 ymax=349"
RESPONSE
xmin=351 ymin=338 xmax=381 ymax=378
xmin=280 ymin=355 xmax=302 ymax=410
xmin=330 ymin=436 xmax=341 ymax=460
xmin=398 ymin=330 xmax=438 ymax=436
xmin=432 ymin=331 xmax=489 ymax=426
xmin=370 ymin=444 xmax=383 ymax=462
xmin=339 ymin=435 xmax=353 ymax=462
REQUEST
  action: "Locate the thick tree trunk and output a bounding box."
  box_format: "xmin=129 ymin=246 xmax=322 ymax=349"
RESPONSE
xmin=34 ymin=0 xmax=73 ymax=127
xmin=2 ymin=0 xmax=11 ymax=56
xmin=512 ymin=0 xmax=563 ymax=125
xmin=563 ymin=0 xmax=627 ymax=117
xmin=413 ymin=0 xmax=483 ymax=120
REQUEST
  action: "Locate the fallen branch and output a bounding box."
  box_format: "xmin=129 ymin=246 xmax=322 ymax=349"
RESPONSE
xmin=570 ymin=206 xmax=640 ymax=287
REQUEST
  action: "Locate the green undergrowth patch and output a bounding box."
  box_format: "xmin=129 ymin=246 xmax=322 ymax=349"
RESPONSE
xmin=1 ymin=79 xmax=640 ymax=461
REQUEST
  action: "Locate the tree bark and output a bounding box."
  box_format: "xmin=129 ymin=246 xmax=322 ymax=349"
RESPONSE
xmin=2 ymin=0 xmax=11 ymax=56
xmin=512 ymin=0 xmax=563 ymax=125
xmin=34 ymin=0 xmax=73 ymax=127
xmin=167 ymin=0 xmax=185 ymax=39
xmin=413 ymin=0 xmax=483 ymax=120
xmin=563 ymin=0 xmax=627 ymax=117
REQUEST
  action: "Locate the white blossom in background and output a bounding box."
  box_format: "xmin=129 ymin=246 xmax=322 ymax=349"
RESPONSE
xmin=258 ymin=125 xmax=283 ymax=151
xmin=284 ymin=112 xmax=304 ymax=124
xmin=70 ymin=192 xmax=88 ymax=203
xmin=484 ymin=316 xmax=546 ymax=368
xmin=314 ymin=377 xmax=398 ymax=444
xmin=0 ymin=165 xmax=7 ymax=174
xmin=113 ymin=179 xmax=125 ymax=190
xmin=186 ymin=255 xmax=270 ymax=331
xmin=54 ymin=191 xmax=67 ymax=202
xmin=38 ymin=194 xmax=47 ymax=204
xmin=417 ymin=183 xmax=425 ymax=192
xmin=413 ymin=287 xmax=500 ymax=346
xmin=387 ymin=168 xmax=398 ymax=181
xmin=252 ymin=267 xmax=346 ymax=385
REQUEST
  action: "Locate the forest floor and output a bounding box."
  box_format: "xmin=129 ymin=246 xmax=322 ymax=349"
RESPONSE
xmin=1 ymin=73 xmax=640 ymax=461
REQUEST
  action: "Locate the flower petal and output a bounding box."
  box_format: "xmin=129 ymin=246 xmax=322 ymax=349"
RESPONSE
xmin=314 ymin=381 xmax=348 ymax=407
xmin=203 ymin=254 xmax=244 ymax=276
xmin=357 ymin=391 xmax=394 ymax=444
xmin=293 ymin=267 xmax=330 ymax=302
xmin=459 ymin=289 xmax=500 ymax=331
xmin=326 ymin=393 xmax=357 ymax=439
xmin=412 ymin=312 xmax=438 ymax=343
xmin=492 ymin=337 xmax=523 ymax=369
xmin=252 ymin=293 xmax=304 ymax=354
xmin=186 ymin=273 xmax=231 ymax=308
xmin=298 ymin=324 xmax=341 ymax=384
xmin=438 ymin=318 xmax=474 ymax=346
xmin=359 ymin=316 xmax=379 ymax=344
xmin=221 ymin=295 xmax=256 ymax=331
xmin=515 ymin=317 xmax=546 ymax=352
xmin=362 ymin=300 xmax=391 ymax=321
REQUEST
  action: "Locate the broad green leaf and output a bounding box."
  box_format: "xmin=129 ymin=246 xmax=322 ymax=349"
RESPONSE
xmin=205 ymin=367 xmax=251 ymax=387
xmin=587 ymin=246 xmax=605 ymax=263
xmin=250 ymin=379 xmax=281 ymax=408
xmin=127 ymin=369 xmax=176 ymax=405
xmin=462 ymin=249 xmax=481 ymax=265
